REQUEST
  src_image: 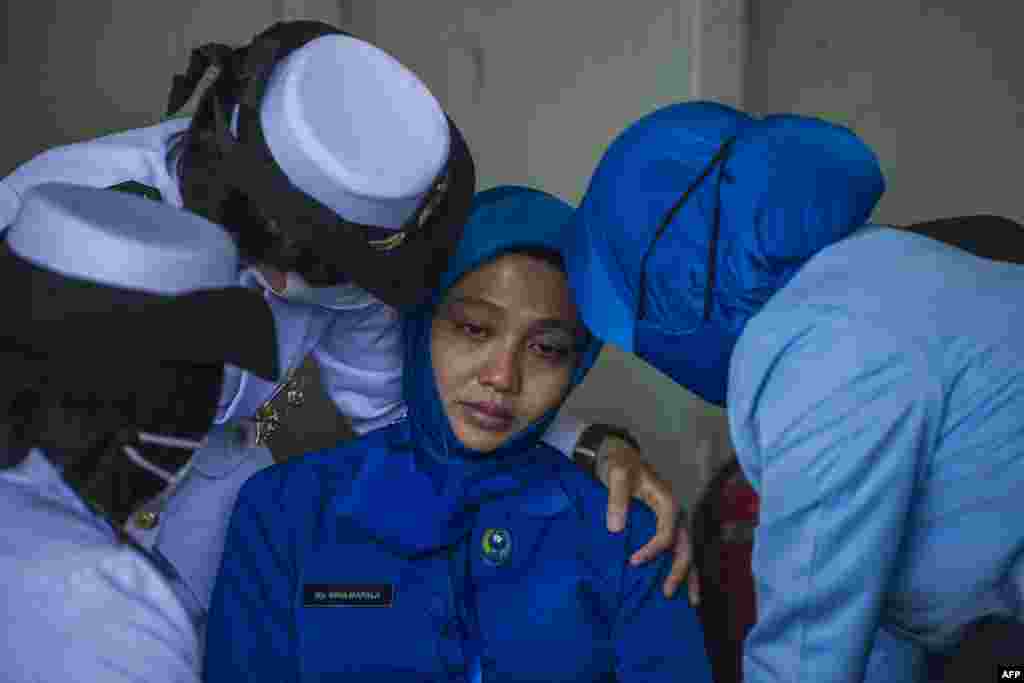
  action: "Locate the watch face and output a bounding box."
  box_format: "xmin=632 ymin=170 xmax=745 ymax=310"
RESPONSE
xmin=572 ymin=446 xmax=600 ymax=480
xmin=573 ymin=447 xmax=597 ymax=462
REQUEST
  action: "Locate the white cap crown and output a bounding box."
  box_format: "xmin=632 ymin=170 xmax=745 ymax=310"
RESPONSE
xmin=7 ymin=183 xmax=239 ymax=294
xmin=259 ymin=34 xmax=450 ymax=230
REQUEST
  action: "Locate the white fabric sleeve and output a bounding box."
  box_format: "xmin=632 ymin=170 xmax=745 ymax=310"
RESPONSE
xmin=312 ymin=301 xmax=407 ymax=435
xmin=25 ymin=546 xmax=200 ymax=682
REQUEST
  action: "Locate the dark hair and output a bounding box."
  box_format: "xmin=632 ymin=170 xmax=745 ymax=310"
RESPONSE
xmin=0 ymin=359 xmax=158 ymax=524
xmin=0 ymin=355 xmax=220 ymax=526
xmin=165 ymin=55 xmax=293 ymax=270
xmin=0 ymin=357 xmax=122 ymax=455
xmin=900 ymin=215 xmax=1024 ymax=264
xmin=165 ymin=24 xmax=337 ymax=272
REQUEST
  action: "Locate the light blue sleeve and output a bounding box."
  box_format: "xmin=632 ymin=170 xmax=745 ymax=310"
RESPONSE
xmin=203 ymin=470 xmax=300 ymax=682
xmin=728 ymin=311 xmax=937 ymax=683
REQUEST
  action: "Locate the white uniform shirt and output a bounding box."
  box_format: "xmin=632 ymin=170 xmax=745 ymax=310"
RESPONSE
xmin=1 ymin=119 xmax=587 ymax=613
xmin=0 ymin=450 xmax=200 ymax=682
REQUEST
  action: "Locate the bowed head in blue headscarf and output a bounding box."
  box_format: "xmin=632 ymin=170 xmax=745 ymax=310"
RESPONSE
xmin=565 ymin=101 xmax=885 ymax=405
xmin=335 ymin=185 xmax=602 ymax=555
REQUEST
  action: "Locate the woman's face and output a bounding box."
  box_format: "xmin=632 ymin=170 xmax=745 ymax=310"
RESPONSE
xmin=431 ymin=252 xmax=582 ymax=453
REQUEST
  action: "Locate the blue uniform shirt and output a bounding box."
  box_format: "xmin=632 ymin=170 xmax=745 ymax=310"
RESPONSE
xmin=204 ymin=422 xmax=710 ymax=682
xmin=729 ymin=227 xmax=1024 ymax=683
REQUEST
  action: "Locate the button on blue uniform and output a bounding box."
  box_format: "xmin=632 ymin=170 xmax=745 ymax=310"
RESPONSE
xmin=481 ymin=528 xmax=512 ymax=566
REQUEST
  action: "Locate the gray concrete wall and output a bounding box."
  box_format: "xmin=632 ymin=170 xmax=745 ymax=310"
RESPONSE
xmin=747 ymin=1 xmax=1024 ymax=226
xmin=3 ymin=2 xmax=277 ymax=174
xmin=1 ymin=1 xmax=349 ymax=175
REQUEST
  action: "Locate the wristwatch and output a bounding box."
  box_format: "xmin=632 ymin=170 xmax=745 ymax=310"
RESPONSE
xmin=572 ymin=423 xmax=642 ymax=480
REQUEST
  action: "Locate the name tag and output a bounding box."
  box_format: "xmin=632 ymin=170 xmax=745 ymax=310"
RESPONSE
xmin=303 ymin=583 xmax=394 ymax=608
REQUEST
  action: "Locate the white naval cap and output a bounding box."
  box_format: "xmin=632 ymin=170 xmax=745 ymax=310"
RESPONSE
xmin=6 ymin=183 xmax=239 ymax=295
xmin=256 ymin=33 xmax=451 ymax=230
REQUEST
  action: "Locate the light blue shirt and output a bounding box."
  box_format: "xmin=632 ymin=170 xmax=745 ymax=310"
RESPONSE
xmin=728 ymin=226 xmax=1024 ymax=683
xmin=0 ymin=450 xmax=200 ymax=682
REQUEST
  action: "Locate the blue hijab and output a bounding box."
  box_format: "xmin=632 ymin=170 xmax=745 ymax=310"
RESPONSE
xmin=564 ymin=101 xmax=885 ymax=405
xmin=335 ymin=186 xmax=602 ymax=556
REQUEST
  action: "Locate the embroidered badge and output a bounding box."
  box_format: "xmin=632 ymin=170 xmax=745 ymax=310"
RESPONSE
xmin=303 ymin=583 xmax=394 ymax=607
xmin=481 ymin=528 xmax=512 ymax=566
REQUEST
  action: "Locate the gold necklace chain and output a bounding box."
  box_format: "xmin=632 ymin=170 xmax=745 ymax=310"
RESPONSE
xmin=252 ymin=362 xmax=306 ymax=446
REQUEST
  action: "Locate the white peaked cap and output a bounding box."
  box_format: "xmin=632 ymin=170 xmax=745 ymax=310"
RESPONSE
xmin=260 ymin=34 xmax=451 ymax=230
xmin=6 ymin=183 xmax=239 ymax=295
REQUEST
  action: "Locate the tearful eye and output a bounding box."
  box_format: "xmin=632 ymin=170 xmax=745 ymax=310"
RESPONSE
xmin=533 ymin=342 xmax=572 ymax=360
xmin=459 ymin=323 xmax=489 ymax=339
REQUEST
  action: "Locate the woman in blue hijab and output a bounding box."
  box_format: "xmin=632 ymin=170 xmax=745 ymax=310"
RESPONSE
xmin=204 ymin=186 xmax=712 ymax=682
xmin=564 ymin=100 xmax=1024 ymax=682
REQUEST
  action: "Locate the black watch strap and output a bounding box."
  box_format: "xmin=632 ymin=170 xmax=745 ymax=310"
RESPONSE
xmin=572 ymin=423 xmax=641 ymax=479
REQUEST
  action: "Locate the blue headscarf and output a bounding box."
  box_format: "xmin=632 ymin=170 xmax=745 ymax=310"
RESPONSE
xmin=335 ymin=186 xmax=602 ymax=556
xmin=564 ymin=101 xmax=885 ymax=405
xmin=403 ymin=186 xmax=601 ymax=463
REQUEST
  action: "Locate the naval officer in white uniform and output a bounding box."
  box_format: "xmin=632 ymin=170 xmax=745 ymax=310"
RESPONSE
xmin=0 ymin=183 xmax=281 ymax=681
